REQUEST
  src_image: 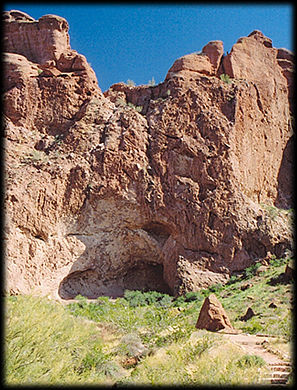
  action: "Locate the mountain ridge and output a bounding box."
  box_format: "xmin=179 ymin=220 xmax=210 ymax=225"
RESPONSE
xmin=3 ymin=10 xmax=294 ymax=300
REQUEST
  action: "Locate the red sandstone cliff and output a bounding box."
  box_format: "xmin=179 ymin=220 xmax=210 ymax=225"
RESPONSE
xmin=3 ymin=10 xmax=294 ymax=299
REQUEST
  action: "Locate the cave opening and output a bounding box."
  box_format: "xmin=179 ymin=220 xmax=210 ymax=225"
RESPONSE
xmin=122 ymin=262 xmax=171 ymax=295
xmin=58 ymin=262 xmax=172 ymax=300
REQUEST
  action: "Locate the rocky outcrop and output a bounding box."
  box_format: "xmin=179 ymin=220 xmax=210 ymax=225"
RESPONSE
xmin=195 ymin=294 xmax=235 ymax=332
xmin=3 ymin=11 xmax=294 ymax=300
xmin=202 ymin=40 xmax=224 ymax=73
xmin=3 ymin=10 xmax=70 ymax=66
xmin=240 ymin=307 xmax=256 ymax=322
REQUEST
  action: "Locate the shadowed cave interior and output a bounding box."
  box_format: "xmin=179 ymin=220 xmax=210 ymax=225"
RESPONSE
xmin=58 ymin=262 xmax=171 ymax=299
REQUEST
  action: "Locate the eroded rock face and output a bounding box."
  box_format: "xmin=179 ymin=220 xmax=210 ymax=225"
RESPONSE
xmin=202 ymin=40 xmax=224 ymax=73
xmin=3 ymin=11 xmax=294 ymax=300
xmin=3 ymin=10 xmax=70 ymax=65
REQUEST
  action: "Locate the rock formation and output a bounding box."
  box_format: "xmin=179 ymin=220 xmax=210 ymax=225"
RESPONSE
xmin=195 ymin=293 xmax=234 ymax=332
xmin=3 ymin=10 xmax=294 ymax=300
xmin=239 ymin=307 xmax=256 ymax=322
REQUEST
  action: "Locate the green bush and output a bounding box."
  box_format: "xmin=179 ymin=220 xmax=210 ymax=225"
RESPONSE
xmin=227 ymin=275 xmax=239 ymax=285
xmin=236 ymin=354 xmax=265 ymax=368
xmin=123 ymin=290 xmax=173 ymax=308
xmin=243 ymin=262 xmax=262 ymax=279
xmin=184 ymin=291 xmax=205 ymax=302
xmin=220 ymin=73 xmax=232 ymax=84
xmin=76 ymin=344 xmax=108 ymax=374
xmin=270 ymin=256 xmax=289 ymax=268
xmin=173 ymin=295 xmax=186 ymax=306
xmin=240 ymin=317 xmax=263 ymax=334
xmin=123 ymin=290 xmax=147 ymax=307
xmin=22 ymin=150 xmax=48 ymax=164
xmin=126 ymin=102 xmax=143 ymax=112
xmin=208 ymin=283 xmax=223 ymax=294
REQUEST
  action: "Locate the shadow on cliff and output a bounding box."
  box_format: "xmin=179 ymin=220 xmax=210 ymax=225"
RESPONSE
xmin=275 ymin=135 xmax=294 ymax=210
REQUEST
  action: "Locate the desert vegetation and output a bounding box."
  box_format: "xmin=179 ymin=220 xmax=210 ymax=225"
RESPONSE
xmin=5 ymin=255 xmax=293 ymax=385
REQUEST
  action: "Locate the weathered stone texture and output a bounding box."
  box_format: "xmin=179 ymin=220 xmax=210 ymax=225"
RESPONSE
xmin=3 ymin=12 xmax=294 ymax=300
xmin=196 ymin=294 xmax=234 ymax=332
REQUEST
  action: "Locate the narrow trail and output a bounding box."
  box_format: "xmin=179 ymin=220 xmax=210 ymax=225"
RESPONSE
xmin=222 ymin=333 xmax=292 ymax=385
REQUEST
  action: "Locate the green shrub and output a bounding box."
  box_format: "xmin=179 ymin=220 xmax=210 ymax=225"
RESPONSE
xmin=260 ymin=203 xmax=283 ymax=220
xmin=270 ymin=256 xmax=289 ymax=268
xmin=208 ymin=283 xmax=223 ymax=294
xmin=243 ymin=262 xmax=262 ymax=279
xmin=186 ymin=334 xmax=214 ymax=360
xmin=123 ymin=290 xmax=147 ymax=307
xmin=127 ymin=102 xmax=143 ymax=112
xmin=76 ymin=344 xmax=108 ymax=374
xmin=183 ymin=291 xmax=204 ymax=302
xmin=115 ymin=97 xmax=126 ymax=107
xmin=227 ymin=275 xmax=239 ymax=285
xmin=220 ymin=73 xmax=232 ymax=84
xmin=123 ymin=290 xmax=173 ymax=308
xmin=200 ymin=288 xmax=211 ymax=297
xmin=156 ymin=294 xmax=173 ymax=308
xmin=116 ymin=333 xmax=148 ymax=357
xmin=240 ymin=317 xmax=263 ymax=334
xmin=236 ymin=354 xmax=265 ymax=368
xmin=173 ymin=295 xmax=186 ymax=306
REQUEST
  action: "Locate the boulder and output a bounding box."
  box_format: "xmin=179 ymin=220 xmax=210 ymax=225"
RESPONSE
xmin=240 ymin=282 xmax=253 ymax=291
xmin=3 ymin=10 xmax=98 ymax=87
xmin=240 ymin=307 xmax=255 ymax=321
xmin=3 ymin=9 xmax=34 ymax=22
xmin=268 ymin=300 xmax=278 ymax=309
xmin=202 ymin=40 xmax=224 ymax=73
xmin=195 ymin=294 xmax=234 ymax=332
xmin=165 ymin=52 xmax=212 ymax=80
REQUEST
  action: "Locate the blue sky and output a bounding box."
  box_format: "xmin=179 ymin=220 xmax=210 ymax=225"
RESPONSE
xmin=4 ymin=3 xmax=293 ymax=92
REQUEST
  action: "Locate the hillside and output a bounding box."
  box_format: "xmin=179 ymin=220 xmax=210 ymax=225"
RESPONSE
xmin=5 ymin=256 xmax=293 ymax=385
xmin=3 ymin=10 xmax=294 ymax=387
xmin=3 ymin=10 xmax=294 ymax=301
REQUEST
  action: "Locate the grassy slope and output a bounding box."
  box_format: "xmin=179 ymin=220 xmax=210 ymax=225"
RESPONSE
xmin=215 ymin=257 xmax=293 ymax=338
xmin=4 ymin=256 xmax=293 ymax=385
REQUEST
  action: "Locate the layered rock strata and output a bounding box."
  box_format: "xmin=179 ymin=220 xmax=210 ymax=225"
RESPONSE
xmin=3 ymin=10 xmax=294 ymax=299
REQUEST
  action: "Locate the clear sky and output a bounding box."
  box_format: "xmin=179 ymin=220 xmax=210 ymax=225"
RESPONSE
xmin=4 ymin=3 xmax=293 ymax=92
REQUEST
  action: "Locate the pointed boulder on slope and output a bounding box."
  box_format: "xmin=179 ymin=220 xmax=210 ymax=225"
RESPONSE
xmin=195 ymin=293 xmax=235 ymax=332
